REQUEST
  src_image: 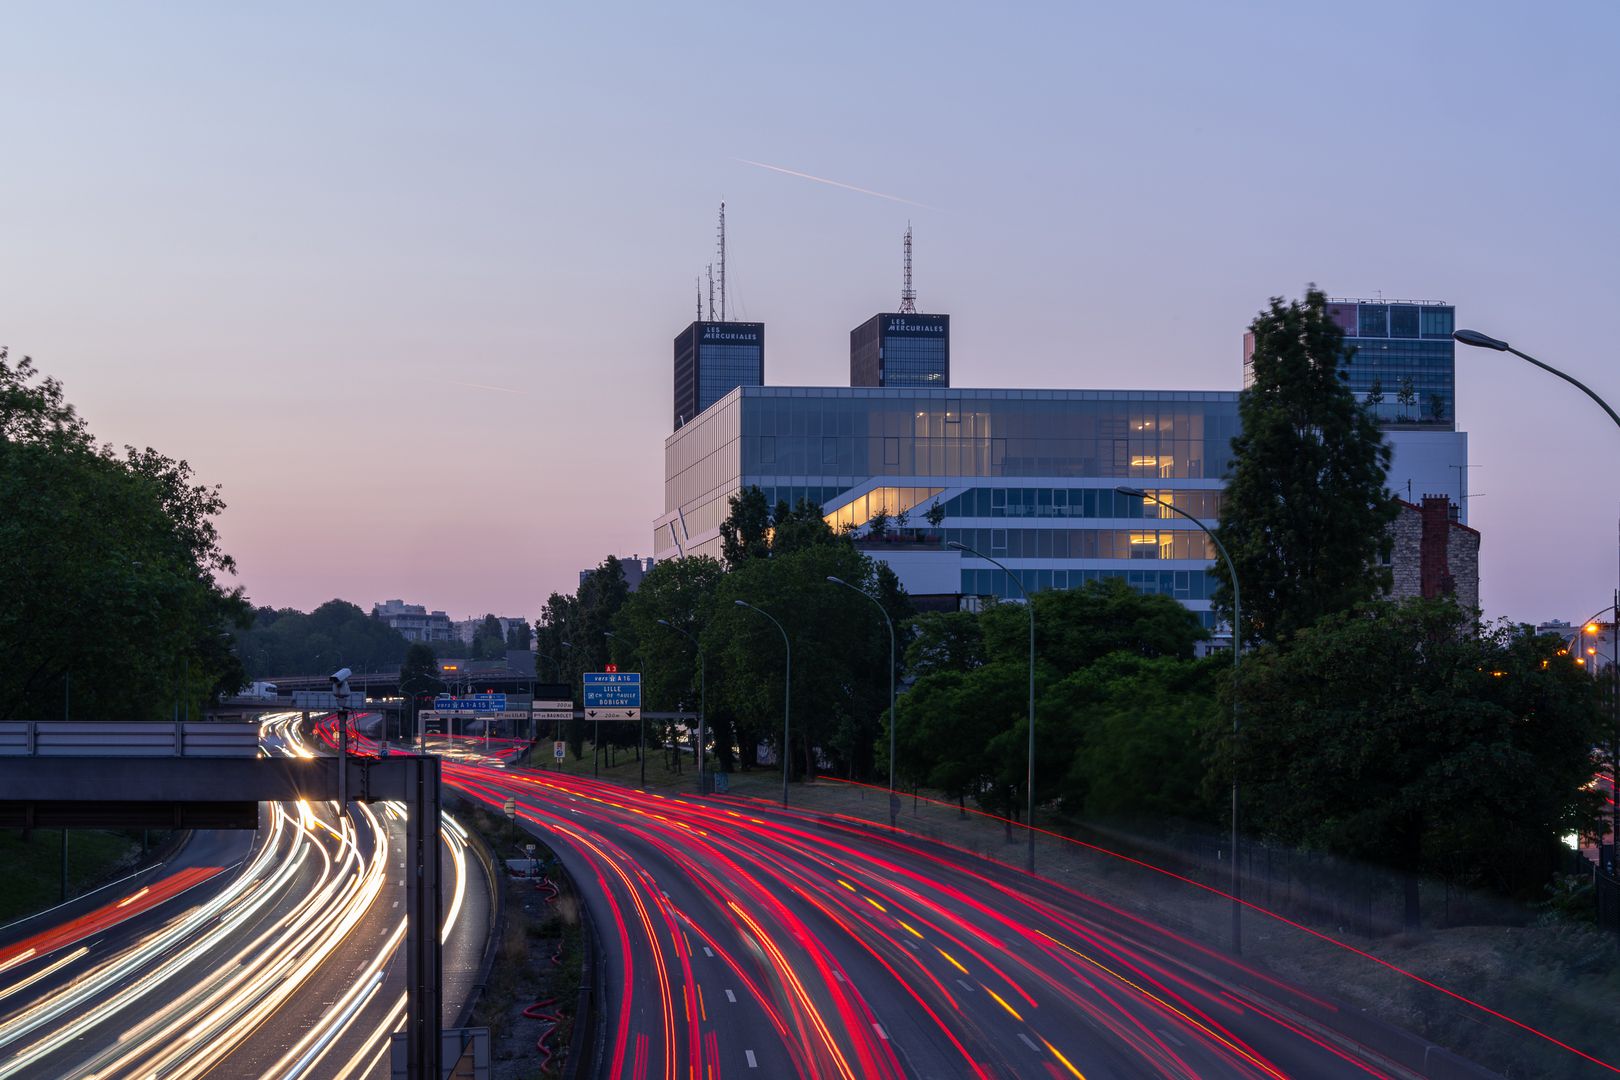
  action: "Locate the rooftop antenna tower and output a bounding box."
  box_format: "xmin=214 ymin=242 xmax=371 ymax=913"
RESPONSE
xmin=899 ymin=223 xmax=917 ymax=314
xmin=716 ymin=201 xmax=727 ymax=321
xmin=706 ymin=264 xmax=715 ymax=321
xmin=696 ymin=277 xmax=702 ymax=321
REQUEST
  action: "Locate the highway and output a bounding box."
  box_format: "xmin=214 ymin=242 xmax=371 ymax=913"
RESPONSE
xmin=439 ymin=745 xmax=1445 ymax=1080
xmin=0 ymin=713 xmax=489 ymax=1080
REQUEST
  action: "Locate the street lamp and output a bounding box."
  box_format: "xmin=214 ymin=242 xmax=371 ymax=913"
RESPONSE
xmin=1455 ymin=330 xmax=1620 ymax=873
xmin=657 ymin=619 xmax=707 ymax=795
xmin=947 ymin=540 xmax=1037 ymax=873
xmin=735 ymin=600 xmax=791 ymax=808
xmin=604 ymin=631 xmax=647 ymax=788
xmin=1117 ymin=483 xmax=1245 ymax=953
xmin=828 ymin=575 xmax=899 ymax=828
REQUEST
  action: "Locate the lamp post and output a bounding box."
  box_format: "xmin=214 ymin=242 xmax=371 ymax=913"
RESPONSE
xmin=604 ymin=631 xmax=647 ymax=788
xmin=947 ymin=540 xmax=1037 ymax=873
xmin=1571 ymin=605 xmax=1620 ymax=867
xmin=657 ymin=619 xmax=707 ymax=795
xmin=1116 ymin=484 xmax=1244 ymax=953
xmin=735 ymin=600 xmax=791 ymax=808
xmin=828 ymin=575 xmax=899 ymax=828
xmin=1455 ymin=330 xmax=1620 ymax=873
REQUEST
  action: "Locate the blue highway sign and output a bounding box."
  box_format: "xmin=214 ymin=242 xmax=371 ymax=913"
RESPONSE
xmin=582 ymin=673 xmax=641 ymax=710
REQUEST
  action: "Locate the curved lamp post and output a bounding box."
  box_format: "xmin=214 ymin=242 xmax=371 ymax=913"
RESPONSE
xmin=828 ymin=575 xmax=899 ymax=828
xmin=1455 ymin=329 xmax=1620 ymax=871
xmin=1116 ymin=484 xmax=1244 ymax=954
xmin=657 ymin=619 xmax=707 ymax=795
xmin=947 ymin=540 xmax=1037 ymax=873
xmin=735 ymin=600 xmax=791 ymax=808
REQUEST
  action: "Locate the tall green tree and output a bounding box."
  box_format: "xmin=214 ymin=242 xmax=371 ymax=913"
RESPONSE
xmin=0 ymin=350 xmax=251 ymax=722
xmin=617 ymin=556 xmax=726 ymax=765
xmin=471 ymin=613 xmax=505 ymax=660
xmin=719 ymin=486 xmax=771 ymax=568
xmin=1215 ymin=288 xmax=1397 ymax=645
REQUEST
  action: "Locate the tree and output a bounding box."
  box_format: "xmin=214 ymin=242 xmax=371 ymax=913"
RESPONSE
xmin=234 ymin=599 xmax=411 ymax=677
xmin=719 ymin=486 xmax=771 ymax=568
xmin=1365 ymin=377 xmax=1384 ymax=415
xmin=399 ymin=642 xmax=442 ymax=740
xmin=1214 ymin=288 xmax=1397 ymax=645
xmin=905 ymin=611 xmax=985 ymax=677
xmin=505 ymin=619 xmax=532 ymax=650
xmin=1227 ymin=598 xmax=1604 ymax=925
xmin=0 ymin=349 xmax=251 ymax=722
xmin=617 ymin=555 xmax=726 ymax=767
xmin=471 ymin=613 xmax=505 ymax=660
xmin=867 ymin=507 xmax=891 ymax=541
xmin=770 ymin=498 xmax=838 ymax=556
xmin=1426 ymin=393 xmax=1446 ymax=423
xmin=1396 ymin=375 xmax=1417 ymax=421
xmin=924 ymin=500 xmax=946 ymax=531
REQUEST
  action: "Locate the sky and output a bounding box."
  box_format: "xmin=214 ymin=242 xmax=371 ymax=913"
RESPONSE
xmin=3 ymin=2 xmax=1617 ymax=626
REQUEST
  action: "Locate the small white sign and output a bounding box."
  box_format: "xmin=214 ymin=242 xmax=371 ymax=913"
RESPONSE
xmin=585 ymin=707 xmax=640 ymax=721
xmin=553 ymin=741 xmax=567 ymax=760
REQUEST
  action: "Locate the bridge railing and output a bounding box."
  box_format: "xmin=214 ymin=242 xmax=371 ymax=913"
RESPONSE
xmin=0 ymin=721 xmax=263 ymax=757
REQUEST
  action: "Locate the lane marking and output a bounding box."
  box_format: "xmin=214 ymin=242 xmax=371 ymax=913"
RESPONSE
xmin=832 ymin=970 xmax=845 ymax=983
xmin=872 ymin=1023 xmax=889 ymax=1041
xmin=1160 ymin=1030 xmax=1185 ymax=1048
xmin=956 ymin=979 xmax=976 ymax=993
xmin=1018 ymin=1033 xmax=1040 ymax=1052
xmin=725 ymin=989 xmax=737 ymax=1004
xmin=745 ymin=1049 xmax=758 ymax=1069
xmin=703 ymin=947 xmax=714 ymax=957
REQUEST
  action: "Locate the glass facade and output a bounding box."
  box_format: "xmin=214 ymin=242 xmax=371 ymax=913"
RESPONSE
xmin=850 ymin=314 xmax=950 ymax=388
xmin=656 ymin=386 xmax=1237 ymax=625
xmin=1328 ymin=299 xmax=1455 ymax=428
xmin=672 ymin=321 xmax=764 ymax=430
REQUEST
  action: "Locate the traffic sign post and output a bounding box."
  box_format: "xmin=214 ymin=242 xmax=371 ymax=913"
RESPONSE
xmin=583 ymin=673 xmax=641 ymax=778
xmin=553 ymin=740 xmax=567 ymax=765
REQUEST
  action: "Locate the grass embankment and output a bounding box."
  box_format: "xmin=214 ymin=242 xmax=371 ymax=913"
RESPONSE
xmin=457 ymin=805 xmax=586 ymax=1078
xmin=523 ymin=737 xmax=703 ymax=793
xmin=0 ymin=830 xmax=170 ymax=926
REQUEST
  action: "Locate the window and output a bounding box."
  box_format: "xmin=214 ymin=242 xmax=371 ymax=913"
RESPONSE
xmin=760 ymin=436 xmax=775 ymax=464
xmin=991 ymin=529 xmax=1007 ymax=553
xmin=884 ymin=437 xmax=899 ymax=467
xmin=822 ymin=437 xmax=838 ymax=465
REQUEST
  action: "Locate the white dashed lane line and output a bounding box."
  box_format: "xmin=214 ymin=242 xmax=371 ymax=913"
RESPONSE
xmin=956 ymin=979 xmax=975 ymax=993
xmin=873 ymin=1023 xmax=889 ymax=1041
xmin=745 ymin=1050 xmax=758 ymax=1068
xmin=1017 ymin=1033 xmax=1040 ymax=1052
xmin=703 ymin=947 xmax=713 ymax=957
xmin=725 ymin=989 xmax=737 ymax=1003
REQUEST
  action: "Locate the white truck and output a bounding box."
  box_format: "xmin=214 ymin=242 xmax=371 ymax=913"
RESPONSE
xmin=241 ymin=681 xmax=279 ymax=700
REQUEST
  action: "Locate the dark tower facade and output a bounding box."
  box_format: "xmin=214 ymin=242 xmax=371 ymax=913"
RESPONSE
xmin=850 ymin=313 xmax=950 ymax=388
xmin=673 ymin=321 xmax=765 ymax=429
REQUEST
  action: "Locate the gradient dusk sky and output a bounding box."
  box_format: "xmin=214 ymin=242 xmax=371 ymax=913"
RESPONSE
xmin=4 ymin=3 xmax=1617 ymax=626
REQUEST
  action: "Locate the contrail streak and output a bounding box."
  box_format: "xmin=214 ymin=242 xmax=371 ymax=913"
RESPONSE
xmin=418 ymin=376 xmax=528 ymax=396
xmin=735 ymin=158 xmax=939 ymax=211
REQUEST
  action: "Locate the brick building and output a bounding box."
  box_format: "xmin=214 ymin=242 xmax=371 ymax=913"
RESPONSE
xmin=1388 ymin=496 xmax=1480 ymax=612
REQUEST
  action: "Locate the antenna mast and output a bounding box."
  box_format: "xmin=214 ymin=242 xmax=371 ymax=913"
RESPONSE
xmin=899 ymin=223 xmax=917 ymax=314
xmin=696 ymin=277 xmax=702 ymax=320
xmin=706 ymin=264 xmax=715 ymax=321
xmin=716 ymin=202 xmax=727 ymax=321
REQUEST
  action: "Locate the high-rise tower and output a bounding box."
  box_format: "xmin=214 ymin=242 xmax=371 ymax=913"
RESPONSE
xmin=673 ymin=204 xmax=764 ymax=429
xmin=851 ymin=226 xmax=949 ymax=387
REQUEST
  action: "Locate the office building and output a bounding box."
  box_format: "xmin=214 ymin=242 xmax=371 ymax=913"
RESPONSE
xmin=1244 ymin=298 xmax=1456 ymax=427
xmin=654 ymin=386 xmax=1237 ymax=627
xmin=1243 ymin=296 xmax=1469 ymax=520
xmin=673 ymin=321 xmax=764 ymax=430
xmin=850 ymin=313 xmax=951 ymax=388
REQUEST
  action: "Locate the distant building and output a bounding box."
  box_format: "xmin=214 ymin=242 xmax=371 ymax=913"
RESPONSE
xmin=850 ymin=313 xmax=950 ymax=388
xmin=579 ymin=555 xmax=655 ymax=592
xmin=372 ymin=599 xmax=454 ymax=642
xmin=452 ymin=616 xmax=530 ymax=646
xmin=1243 ymin=296 xmax=1470 ymax=521
xmin=1387 ymin=496 xmax=1480 ymax=613
xmin=1536 ymin=619 xmax=1618 ymax=674
xmin=673 ymin=321 xmax=764 ymax=430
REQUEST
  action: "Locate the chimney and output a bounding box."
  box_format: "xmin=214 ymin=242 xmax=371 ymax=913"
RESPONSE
xmin=1419 ymin=495 xmax=1454 ymax=599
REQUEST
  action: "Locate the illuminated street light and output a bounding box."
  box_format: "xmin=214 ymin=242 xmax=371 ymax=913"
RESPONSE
xmin=947 ymin=540 xmax=1037 ymax=873
xmin=735 ymin=600 xmax=791 ymax=808
xmin=1117 ymin=484 xmax=1245 ymax=955
xmin=828 ymin=575 xmax=899 ymax=829
xmin=656 ymin=618 xmax=707 ymax=795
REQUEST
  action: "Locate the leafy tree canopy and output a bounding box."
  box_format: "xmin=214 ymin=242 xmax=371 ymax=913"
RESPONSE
xmin=1215 ymin=287 xmax=1397 ymax=645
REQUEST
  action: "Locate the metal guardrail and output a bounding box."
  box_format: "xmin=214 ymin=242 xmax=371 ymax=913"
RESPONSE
xmin=0 ymin=721 xmax=262 ymax=757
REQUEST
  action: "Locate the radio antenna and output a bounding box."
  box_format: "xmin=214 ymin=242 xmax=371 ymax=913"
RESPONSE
xmin=899 ymin=223 xmax=917 ymax=313
xmin=716 ymin=202 xmax=727 ymax=321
